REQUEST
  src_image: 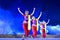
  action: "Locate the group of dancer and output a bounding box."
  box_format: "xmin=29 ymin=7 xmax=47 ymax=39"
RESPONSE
xmin=18 ymin=8 xmax=50 ymax=38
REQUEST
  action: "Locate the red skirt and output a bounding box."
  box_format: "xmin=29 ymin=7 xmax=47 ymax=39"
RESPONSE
xmin=41 ymin=29 xmax=46 ymax=38
xmin=23 ymin=22 xmax=29 ymax=37
xmin=32 ymin=25 xmax=37 ymax=37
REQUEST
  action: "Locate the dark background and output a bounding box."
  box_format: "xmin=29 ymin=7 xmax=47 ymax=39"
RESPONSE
xmin=0 ymin=0 xmax=60 ymax=34
xmin=0 ymin=0 xmax=60 ymax=25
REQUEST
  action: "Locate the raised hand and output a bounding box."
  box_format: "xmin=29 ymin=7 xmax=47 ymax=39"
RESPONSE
xmin=18 ymin=8 xmax=24 ymax=15
xmin=30 ymin=8 xmax=36 ymax=16
xmin=46 ymin=19 xmax=50 ymax=24
xmin=37 ymin=12 xmax=42 ymax=20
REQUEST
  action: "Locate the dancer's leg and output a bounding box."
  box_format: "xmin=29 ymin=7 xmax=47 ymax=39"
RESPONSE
xmin=23 ymin=22 xmax=28 ymax=37
xmin=42 ymin=29 xmax=46 ymax=38
xmin=32 ymin=26 xmax=37 ymax=38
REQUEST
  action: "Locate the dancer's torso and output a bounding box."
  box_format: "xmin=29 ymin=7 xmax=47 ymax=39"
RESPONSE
xmin=24 ymin=15 xmax=28 ymax=21
xmin=32 ymin=19 xmax=37 ymax=26
xmin=40 ymin=23 xmax=45 ymax=29
xmin=23 ymin=15 xmax=28 ymax=23
xmin=23 ymin=14 xmax=31 ymax=23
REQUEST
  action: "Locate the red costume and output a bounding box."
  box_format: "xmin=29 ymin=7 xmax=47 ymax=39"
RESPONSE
xmin=32 ymin=19 xmax=37 ymax=37
xmin=40 ymin=23 xmax=46 ymax=38
xmin=23 ymin=15 xmax=29 ymax=37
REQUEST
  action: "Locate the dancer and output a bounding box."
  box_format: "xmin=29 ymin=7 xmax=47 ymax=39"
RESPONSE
xmin=18 ymin=7 xmax=36 ymax=37
xmin=31 ymin=12 xmax=42 ymax=38
xmin=40 ymin=19 xmax=50 ymax=38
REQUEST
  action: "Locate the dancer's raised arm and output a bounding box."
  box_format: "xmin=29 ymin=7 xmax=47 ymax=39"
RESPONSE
xmin=37 ymin=12 xmax=42 ymax=20
xmin=46 ymin=19 xmax=50 ymax=24
xmin=18 ymin=8 xmax=24 ymax=16
xmin=30 ymin=8 xmax=36 ymax=16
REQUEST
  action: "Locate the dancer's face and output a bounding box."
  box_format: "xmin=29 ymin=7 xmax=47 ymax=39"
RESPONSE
xmin=32 ymin=16 xmax=35 ymax=20
xmin=40 ymin=24 xmax=43 ymax=27
xmin=25 ymin=11 xmax=29 ymax=15
xmin=43 ymin=20 xmax=46 ymax=24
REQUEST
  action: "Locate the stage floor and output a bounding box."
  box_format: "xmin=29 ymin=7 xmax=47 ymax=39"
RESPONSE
xmin=0 ymin=34 xmax=60 ymax=38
